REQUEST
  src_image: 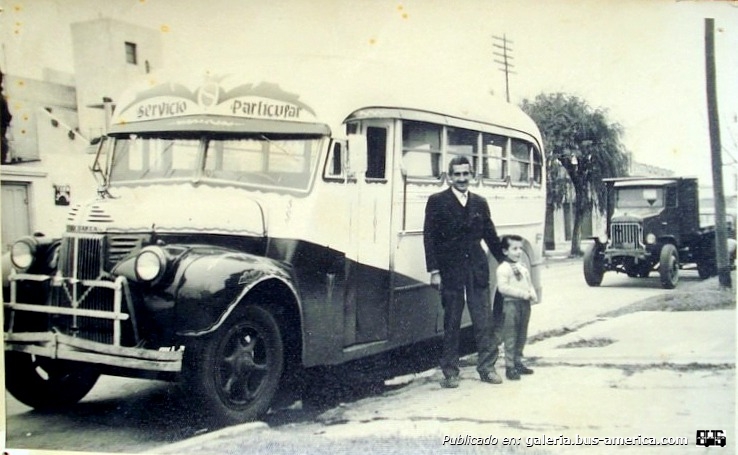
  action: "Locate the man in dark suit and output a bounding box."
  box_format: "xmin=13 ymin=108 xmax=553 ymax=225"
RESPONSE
xmin=423 ymin=155 xmax=505 ymax=388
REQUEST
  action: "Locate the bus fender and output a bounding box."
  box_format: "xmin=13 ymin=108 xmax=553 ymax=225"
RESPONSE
xmin=171 ymin=252 xmax=300 ymax=337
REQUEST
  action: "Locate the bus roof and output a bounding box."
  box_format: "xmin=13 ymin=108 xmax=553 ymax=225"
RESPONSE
xmin=108 ymin=62 xmax=542 ymax=145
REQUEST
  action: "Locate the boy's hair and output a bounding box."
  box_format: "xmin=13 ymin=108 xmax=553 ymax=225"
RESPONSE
xmin=501 ymin=234 xmax=525 ymax=251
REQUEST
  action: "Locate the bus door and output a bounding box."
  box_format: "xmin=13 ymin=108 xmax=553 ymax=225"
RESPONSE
xmin=390 ymin=120 xmax=445 ymax=345
xmin=343 ymin=122 xmax=393 ymax=346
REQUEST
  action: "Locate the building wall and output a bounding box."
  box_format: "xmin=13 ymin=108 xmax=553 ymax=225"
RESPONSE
xmin=3 ymin=74 xmax=78 ymax=163
xmin=1 ymin=17 xmax=161 ymax=251
xmin=1 ymin=108 xmax=98 ymax=249
xmin=71 ymin=18 xmax=163 ymax=139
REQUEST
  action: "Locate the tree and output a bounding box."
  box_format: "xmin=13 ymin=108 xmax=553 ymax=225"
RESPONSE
xmin=521 ymin=93 xmax=629 ymax=256
xmin=1 ymin=69 xmax=11 ymax=164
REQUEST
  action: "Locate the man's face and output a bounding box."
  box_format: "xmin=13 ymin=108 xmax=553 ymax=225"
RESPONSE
xmin=449 ymin=163 xmax=472 ymax=193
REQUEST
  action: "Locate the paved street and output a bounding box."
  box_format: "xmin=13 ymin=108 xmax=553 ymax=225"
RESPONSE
xmin=3 ymin=259 xmax=735 ymax=454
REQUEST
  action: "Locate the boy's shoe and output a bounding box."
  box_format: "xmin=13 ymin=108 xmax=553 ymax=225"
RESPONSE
xmin=440 ymin=376 xmax=460 ymax=389
xmin=515 ymin=363 xmax=534 ymax=375
xmin=506 ymin=368 xmax=521 ymax=380
xmin=480 ymin=370 xmax=503 ymax=384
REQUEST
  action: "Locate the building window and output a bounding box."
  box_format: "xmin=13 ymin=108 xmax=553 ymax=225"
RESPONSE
xmin=125 ymin=42 xmax=138 ymax=65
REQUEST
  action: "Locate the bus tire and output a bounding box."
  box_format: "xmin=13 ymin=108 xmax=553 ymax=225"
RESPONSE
xmin=182 ymin=304 xmax=284 ymax=425
xmin=583 ymin=244 xmax=605 ymax=287
xmin=658 ymin=244 xmax=679 ymax=289
xmin=4 ymin=352 xmax=100 ymax=410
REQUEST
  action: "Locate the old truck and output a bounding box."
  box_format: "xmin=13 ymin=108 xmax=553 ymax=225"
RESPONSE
xmin=583 ymin=176 xmax=733 ymax=289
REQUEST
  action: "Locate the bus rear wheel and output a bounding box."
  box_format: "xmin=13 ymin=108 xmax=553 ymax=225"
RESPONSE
xmin=182 ymin=304 xmax=285 ymax=425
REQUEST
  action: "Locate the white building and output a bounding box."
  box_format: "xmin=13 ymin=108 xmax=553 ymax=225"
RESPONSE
xmin=1 ymin=18 xmax=162 ymax=251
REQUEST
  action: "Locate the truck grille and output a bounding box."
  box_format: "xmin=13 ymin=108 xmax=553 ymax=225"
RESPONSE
xmin=610 ymin=222 xmax=643 ymax=249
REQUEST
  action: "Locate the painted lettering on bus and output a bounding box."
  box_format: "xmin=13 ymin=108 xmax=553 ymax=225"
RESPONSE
xmin=231 ymin=100 xmax=303 ymax=119
xmin=137 ymin=101 xmax=188 ymax=119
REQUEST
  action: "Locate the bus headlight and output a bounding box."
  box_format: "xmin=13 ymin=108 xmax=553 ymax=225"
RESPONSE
xmin=645 ymin=233 xmax=656 ymax=244
xmin=598 ymin=234 xmax=608 ymax=244
xmin=10 ymin=238 xmax=37 ymax=271
xmin=134 ymin=247 xmax=167 ymax=283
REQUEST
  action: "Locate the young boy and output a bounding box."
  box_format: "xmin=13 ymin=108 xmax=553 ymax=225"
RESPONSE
xmin=496 ymin=235 xmax=538 ymax=380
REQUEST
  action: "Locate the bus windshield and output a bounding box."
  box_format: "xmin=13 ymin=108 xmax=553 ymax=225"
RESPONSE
xmin=109 ymin=134 xmax=324 ymax=190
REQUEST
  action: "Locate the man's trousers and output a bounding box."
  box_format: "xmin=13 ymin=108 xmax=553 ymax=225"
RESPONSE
xmin=440 ymin=281 xmax=497 ymax=379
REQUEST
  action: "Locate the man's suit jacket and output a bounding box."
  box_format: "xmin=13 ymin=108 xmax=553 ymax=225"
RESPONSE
xmin=423 ymin=187 xmax=504 ymax=290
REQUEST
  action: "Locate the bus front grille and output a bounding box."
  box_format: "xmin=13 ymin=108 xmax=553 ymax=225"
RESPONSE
xmin=53 ymin=234 xmax=117 ymax=344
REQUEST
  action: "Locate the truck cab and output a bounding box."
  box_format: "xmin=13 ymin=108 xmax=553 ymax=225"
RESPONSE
xmin=584 ymin=177 xmax=719 ymax=288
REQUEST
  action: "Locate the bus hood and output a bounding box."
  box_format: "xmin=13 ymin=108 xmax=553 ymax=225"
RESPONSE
xmin=65 ymin=185 xmax=266 ymax=237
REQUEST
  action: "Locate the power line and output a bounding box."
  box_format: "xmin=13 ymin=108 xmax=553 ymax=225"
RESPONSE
xmin=492 ymin=34 xmax=516 ymax=102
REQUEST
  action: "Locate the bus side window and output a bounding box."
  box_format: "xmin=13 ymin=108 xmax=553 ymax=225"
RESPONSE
xmin=532 ymin=146 xmax=543 ymax=184
xmin=446 ymin=127 xmax=478 ymax=177
xmin=481 ymin=133 xmax=507 ymax=181
xmin=510 ymin=138 xmax=532 ymax=184
xmin=323 ymin=141 xmax=346 ymax=180
xmin=366 ymin=126 xmax=387 ymax=180
xmin=401 ymin=121 xmax=441 ymax=179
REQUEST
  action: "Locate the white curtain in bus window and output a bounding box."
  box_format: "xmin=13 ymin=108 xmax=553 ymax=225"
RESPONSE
xmin=446 ymin=127 xmax=478 ymax=175
xmin=205 ymin=138 xmax=320 ymax=189
xmin=113 ymin=136 xmax=198 ymax=180
xmin=482 ymin=133 xmax=507 ymax=180
xmin=510 ymin=139 xmax=531 ymax=183
xmin=401 ymin=121 xmax=441 ymax=178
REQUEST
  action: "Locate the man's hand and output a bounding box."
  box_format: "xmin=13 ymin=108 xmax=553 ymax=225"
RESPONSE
xmin=430 ymin=271 xmax=442 ymax=291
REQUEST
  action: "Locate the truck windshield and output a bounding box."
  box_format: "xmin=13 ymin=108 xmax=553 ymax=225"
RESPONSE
xmin=615 ymin=187 xmax=664 ymax=208
xmin=108 ymin=134 xmax=324 ymax=190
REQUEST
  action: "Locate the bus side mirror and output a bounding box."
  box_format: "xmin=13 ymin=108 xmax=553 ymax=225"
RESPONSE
xmin=347 ymin=134 xmax=367 ymax=178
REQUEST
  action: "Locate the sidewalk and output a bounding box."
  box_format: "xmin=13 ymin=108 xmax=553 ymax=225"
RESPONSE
xmin=147 ymin=277 xmax=736 ymax=455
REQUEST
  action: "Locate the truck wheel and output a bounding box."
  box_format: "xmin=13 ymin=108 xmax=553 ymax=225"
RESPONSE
xmin=697 ymin=260 xmax=716 ymax=279
xmin=4 ymin=352 xmax=100 ymax=409
xmin=658 ymin=244 xmax=679 ymax=289
xmin=583 ymin=244 xmax=605 ymax=286
xmin=182 ymin=304 xmax=284 ymax=425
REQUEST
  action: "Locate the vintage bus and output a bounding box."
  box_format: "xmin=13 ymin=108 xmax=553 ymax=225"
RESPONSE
xmin=4 ymin=71 xmax=545 ymax=424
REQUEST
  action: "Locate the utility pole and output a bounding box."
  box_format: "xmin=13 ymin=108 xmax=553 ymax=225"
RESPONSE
xmin=492 ymin=34 xmax=515 ymax=102
xmin=705 ymin=18 xmax=732 ymax=288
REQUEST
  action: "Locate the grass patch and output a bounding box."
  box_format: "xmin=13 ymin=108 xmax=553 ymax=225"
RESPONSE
xmin=599 ymin=275 xmax=736 ymax=318
xmin=557 ymin=337 xmax=616 ymax=349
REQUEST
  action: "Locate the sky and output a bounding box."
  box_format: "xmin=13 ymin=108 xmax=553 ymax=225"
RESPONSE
xmin=1 ymin=0 xmax=737 ymax=187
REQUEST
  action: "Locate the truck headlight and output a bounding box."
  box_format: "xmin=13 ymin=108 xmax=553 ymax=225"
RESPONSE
xmin=134 ymin=247 xmax=167 ymax=283
xmin=10 ymin=238 xmax=37 ymax=271
xmin=598 ymin=234 xmax=608 ymax=244
xmin=646 ymin=233 xmax=656 ymax=244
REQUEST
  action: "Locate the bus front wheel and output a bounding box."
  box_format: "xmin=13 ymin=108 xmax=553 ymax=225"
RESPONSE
xmin=4 ymin=352 xmax=100 ymax=410
xmin=183 ymin=304 xmax=285 ymax=425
